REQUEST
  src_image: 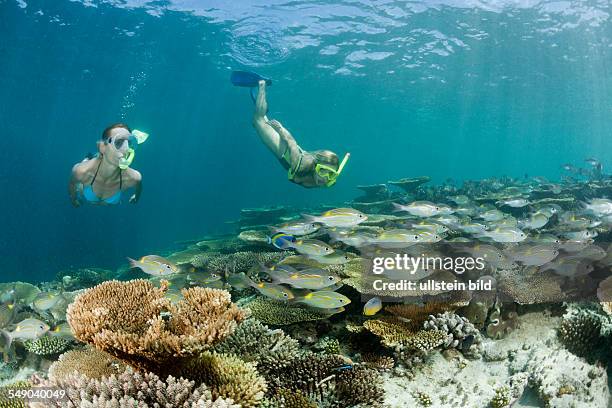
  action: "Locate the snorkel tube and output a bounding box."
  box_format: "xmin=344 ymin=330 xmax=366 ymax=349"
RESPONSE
xmin=118 ymin=129 xmax=149 ymax=170
xmin=316 ymin=152 xmax=350 ymax=187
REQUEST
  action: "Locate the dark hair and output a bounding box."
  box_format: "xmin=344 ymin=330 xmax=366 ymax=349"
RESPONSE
xmin=102 ymin=123 xmax=131 ymax=141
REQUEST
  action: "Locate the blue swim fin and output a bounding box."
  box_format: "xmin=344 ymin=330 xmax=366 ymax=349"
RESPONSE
xmin=230 ymin=71 xmax=272 ymax=88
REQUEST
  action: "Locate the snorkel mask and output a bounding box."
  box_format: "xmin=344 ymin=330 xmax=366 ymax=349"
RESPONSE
xmin=315 ymin=153 xmax=350 ymax=187
xmin=106 ymin=129 xmax=149 ymax=170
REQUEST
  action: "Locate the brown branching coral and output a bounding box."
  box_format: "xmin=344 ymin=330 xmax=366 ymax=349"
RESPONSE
xmin=176 ymin=352 xmax=267 ymax=408
xmin=363 ymin=317 xmax=447 ymax=351
xmin=36 ymin=367 xmax=238 ymax=408
xmin=67 ymin=279 xmax=246 ymax=374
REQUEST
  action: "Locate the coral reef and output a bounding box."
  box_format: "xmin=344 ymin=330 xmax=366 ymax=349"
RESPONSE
xmin=486 ymin=309 xmax=519 ymax=340
xmin=207 ymin=251 xmax=289 ymax=275
xmin=23 ymin=337 xmax=70 ymax=356
xmin=497 ymin=269 xmax=566 ymax=304
xmin=363 ymin=317 xmax=447 ymax=351
xmin=47 ymin=347 xmax=127 ymax=381
xmin=242 ymin=297 xmax=333 ymax=325
xmin=313 ymin=337 xmax=340 ymax=354
xmin=423 ymin=311 xmax=482 ymax=355
xmin=266 ymin=353 xmax=384 ymax=408
xmin=67 ymin=279 xmax=245 ymax=374
xmin=511 ymin=345 xmax=609 ymax=407
xmin=37 ymin=367 xmax=238 ymax=408
xmin=0 ymin=381 xmax=30 ymax=408
xmin=176 ymin=352 xmax=267 ymax=408
xmin=558 ymin=303 xmax=606 ymax=360
xmin=213 ymin=319 xmax=302 ymax=374
xmin=361 ymin=353 xmax=394 ymax=370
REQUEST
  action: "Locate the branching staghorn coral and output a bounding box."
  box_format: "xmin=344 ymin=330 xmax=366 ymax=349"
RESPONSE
xmin=34 ymin=367 xmax=238 ymax=408
xmin=213 ymin=319 xmax=302 ymax=374
xmin=67 ymin=279 xmax=246 ymax=374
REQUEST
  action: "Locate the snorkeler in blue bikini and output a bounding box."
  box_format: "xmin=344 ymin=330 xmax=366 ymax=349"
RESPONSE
xmin=68 ymin=124 xmax=146 ymax=207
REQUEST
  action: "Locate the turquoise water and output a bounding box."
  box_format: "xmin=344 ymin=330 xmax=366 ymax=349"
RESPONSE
xmin=1 ymin=0 xmax=610 ymax=281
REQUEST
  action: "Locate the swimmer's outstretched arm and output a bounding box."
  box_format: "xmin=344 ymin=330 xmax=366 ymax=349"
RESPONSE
xmin=252 ymin=80 xmax=303 ymax=164
xmin=68 ymin=163 xmax=85 ymax=207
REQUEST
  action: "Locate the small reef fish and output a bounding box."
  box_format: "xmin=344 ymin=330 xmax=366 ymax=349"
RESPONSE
xmin=286 ymin=239 xmax=335 ymax=257
xmin=302 ymin=208 xmax=367 ymax=227
xmin=33 ymin=291 xmax=63 ymax=312
xmin=506 ymin=244 xmax=559 ymax=266
xmin=541 ymin=257 xmax=594 ymax=278
xmin=479 ymin=227 xmax=527 ymax=243
xmin=368 ymin=229 xmax=422 ymax=248
xmin=562 ymin=230 xmax=597 ymax=241
xmin=49 ymin=322 xmax=74 ymax=339
xmin=496 ymin=198 xmax=529 ymax=208
xmin=392 ymin=201 xmax=441 ymax=217
xmin=271 ymin=221 xmax=321 ymax=236
xmin=308 ymin=251 xmax=352 ymax=265
xmin=327 ymin=228 xmax=376 ymax=247
xmin=401 ymin=220 xmax=448 ymax=235
xmin=0 ymin=302 xmax=16 ymax=329
xmin=519 ymin=212 xmax=549 ymax=230
xmin=267 ymin=232 xmax=296 ymax=250
xmin=583 ymin=199 xmax=612 ymax=216
xmin=478 ymin=209 xmax=505 ymax=222
xmin=294 ymin=290 xmax=351 ymax=309
xmin=266 ymin=266 xmax=341 ymax=290
xmin=228 ymin=273 xmax=294 ymax=301
xmin=449 ymin=195 xmax=470 ymax=205
xmin=187 ymin=272 xmax=222 ymax=286
xmin=458 ymin=221 xmax=487 ymax=234
xmin=128 ymin=255 xmax=180 ymax=276
xmin=363 ymin=297 xmax=382 ymax=316
xmin=1 ymin=318 xmax=50 ymax=349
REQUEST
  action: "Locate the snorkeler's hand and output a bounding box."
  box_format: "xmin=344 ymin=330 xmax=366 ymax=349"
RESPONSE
xmin=129 ymin=194 xmax=138 ymax=204
xmin=71 ymin=197 xmax=81 ymax=208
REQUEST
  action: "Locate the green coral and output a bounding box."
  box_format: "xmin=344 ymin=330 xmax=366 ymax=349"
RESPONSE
xmin=243 ymin=297 xmax=333 ymax=325
xmin=24 ymin=336 xmax=71 ymax=355
xmin=313 ymin=337 xmax=340 ymax=354
xmin=413 ymin=391 xmax=432 ymax=407
xmin=490 ymin=386 xmax=511 ymax=408
xmin=0 ymin=381 xmax=30 ymax=408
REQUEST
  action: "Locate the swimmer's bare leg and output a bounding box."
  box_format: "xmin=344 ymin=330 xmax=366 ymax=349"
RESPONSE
xmin=252 ymin=80 xmax=284 ymax=158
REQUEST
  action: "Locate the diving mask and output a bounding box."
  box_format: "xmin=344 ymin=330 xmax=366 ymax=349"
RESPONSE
xmin=315 ymin=153 xmax=350 ymax=187
xmin=106 ymin=129 xmax=149 ymax=169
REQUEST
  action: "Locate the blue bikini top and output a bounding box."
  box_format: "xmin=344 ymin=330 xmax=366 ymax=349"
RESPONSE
xmin=82 ymin=159 xmax=123 ymax=205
